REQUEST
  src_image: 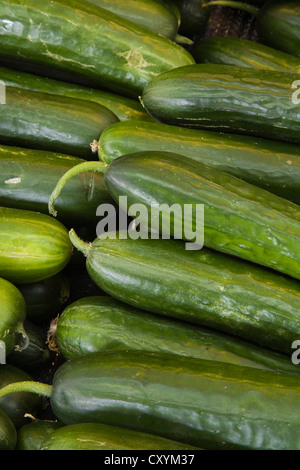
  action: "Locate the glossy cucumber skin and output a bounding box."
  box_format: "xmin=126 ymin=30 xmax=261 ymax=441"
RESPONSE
xmin=0 ymin=407 xmax=17 ymax=450
xmin=0 ymin=278 xmax=27 ymax=356
xmin=98 ymin=120 xmax=300 ymax=205
xmin=84 ymin=234 xmax=300 ymax=355
xmin=0 ymin=206 xmax=72 ymax=284
xmin=0 ymin=66 xmax=153 ymax=122
xmin=0 ymin=0 xmax=194 ymax=98
xmin=85 ymin=0 xmax=179 ymax=40
xmin=0 ymin=144 xmax=114 ymax=225
xmin=56 ymin=295 xmax=300 ymax=376
xmin=16 ymin=420 xmax=63 ymax=450
xmin=257 ymin=0 xmax=300 ymax=57
xmin=103 ymin=152 xmax=300 ymax=282
xmin=141 ymin=64 xmax=300 ymax=144
xmin=171 ymin=0 xmax=210 ymax=38
xmin=40 ymin=422 xmax=199 ymax=450
xmin=0 ymin=87 xmax=118 ymax=159
xmin=192 ymin=36 xmax=300 ymax=72
xmin=50 ymin=350 xmax=300 ymax=450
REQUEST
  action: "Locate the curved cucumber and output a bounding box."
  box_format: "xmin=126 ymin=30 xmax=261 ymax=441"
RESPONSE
xmin=0 ymin=407 xmax=17 ymax=450
xmin=0 ymin=144 xmax=114 ymax=225
xmin=0 ymin=206 xmax=72 ymax=284
xmin=55 ymin=295 xmax=300 ymax=375
xmin=0 ymin=278 xmax=27 ymax=357
xmin=141 ymin=64 xmax=300 ymax=144
xmin=40 ymin=422 xmax=199 ymax=450
xmin=0 ymin=86 xmax=118 ymax=159
xmin=0 ymin=66 xmax=153 ymax=123
xmin=192 ymin=36 xmax=300 ymax=72
xmin=16 ymin=420 xmax=63 ymax=450
xmin=98 ymin=120 xmax=300 ymax=205
xmin=0 ymin=0 xmax=194 ymax=98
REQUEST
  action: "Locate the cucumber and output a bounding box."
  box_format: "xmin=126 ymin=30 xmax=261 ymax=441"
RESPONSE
xmin=98 ymin=120 xmax=300 ymax=205
xmin=0 ymin=144 xmax=114 ymax=225
xmin=17 ymin=274 xmax=70 ymax=325
xmin=0 ymin=407 xmax=17 ymax=450
xmin=40 ymin=422 xmax=199 ymax=450
xmin=0 ymin=0 xmax=194 ymax=99
xmin=168 ymin=0 xmax=210 ymax=39
xmin=3 ymin=351 xmax=300 ymax=449
xmin=0 ymin=86 xmax=118 ymax=159
xmin=0 ymin=278 xmax=28 ymax=357
xmin=192 ymin=36 xmax=300 ymax=72
xmin=0 ymin=206 xmax=72 ymax=284
xmin=55 ymin=295 xmax=300 ymax=375
xmin=141 ymin=64 xmax=300 ymax=144
xmin=16 ymin=420 xmax=63 ymax=450
xmin=0 ymin=66 xmax=153 ymax=123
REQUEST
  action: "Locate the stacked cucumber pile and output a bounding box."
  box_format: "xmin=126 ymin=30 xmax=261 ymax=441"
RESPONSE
xmin=0 ymin=0 xmax=300 ymax=451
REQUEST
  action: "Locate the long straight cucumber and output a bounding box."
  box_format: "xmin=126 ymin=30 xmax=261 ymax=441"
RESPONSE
xmin=54 ymin=295 xmax=300 ymax=375
xmin=0 ymin=206 xmax=72 ymax=284
xmin=0 ymin=0 xmax=194 ymax=98
xmin=98 ymin=120 xmax=300 ymax=205
xmin=0 ymin=66 xmax=153 ymax=123
xmin=141 ymin=64 xmax=300 ymax=144
xmin=0 ymin=87 xmax=118 ymax=159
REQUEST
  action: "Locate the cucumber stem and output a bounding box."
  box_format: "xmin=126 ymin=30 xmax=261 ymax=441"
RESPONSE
xmin=205 ymin=1 xmax=259 ymax=16
xmin=175 ymin=34 xmax=194 ymax=46
xmin=48 ymin=161 xmax=107 ymax=218
xmin=69 ymin=228 xmax=92 ymax=257
xmin=0 ymin=381 xmax=52 ymax=399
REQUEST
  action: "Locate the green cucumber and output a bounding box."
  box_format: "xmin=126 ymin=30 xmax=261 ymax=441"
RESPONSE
xmin=40 ymin=422 xmax=199 ymax=450
xmin=0 ymin=66 xmax=153 ymax=123
xmin=192 ymin=36 xmax=300 ymax=72
xmin=16 ymin=420 xmax=63 ymax=450
xmin=0 ymin=278 xmax=28 ymax=357
xmin=0 ymin=407 xmax=17 ymax=450
xmin=0 ymin=86 xmax=118 ymax=159
xmin=141 ymin=64 xmax=300 ymax=144
xmin=17 ymin=274 xmax=70 ymax=325
xmin=54 ymin=295 xmax=300 ymax=375
xmin=98 ymin=120 xmax=300 ymax=205
xmin=0 ymin=144 xmax=114 ymax=225
xmin=168 ymin=0 xmax=210 ymax=39
xmin=0 ymin=0 xmax=194 ymax=99
xmin=3 ymin=351 xmax=300 ymax=449
xmin=0 ymin=206 xmax=72 ymax=284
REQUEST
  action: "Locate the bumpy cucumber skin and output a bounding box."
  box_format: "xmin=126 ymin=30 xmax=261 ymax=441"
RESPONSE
xmin=0 ymin=408 xmax=17 ymax=450
xmin=0 ymin=278 xmax=27 ymax=357
xmin=50 ymin=350 xmax=300 ymax=450
xmin=98 ymin=120 xmax=300 ymax=205
xmin=0 ymin=206 xmax=72 ymax=284
xmin=192 ymin=36 xmax=300 ymax=72
xmin=40 ymin=422 xmax=199 ymax=450
xmin=84 ymin=235 xmax=300 ymax=355
xmin=56 ymin=295 xmax=300 ymax=375
xmin=0 ymin=0 xmax=194 ymax=98
xmin=257 ymin=0 xmax=300 ymax=57
xmin=0 ymin=86 xmax=118 ymax=159
xmin=16 ymin=420 xmax=63 ymax=450
xmin=0 ymin=66 xmax=153 ymax=122
xmin=141 ymin=64 xmax=300 ymax=144
xmin=0 ymin=144 xmax=114 ymax=225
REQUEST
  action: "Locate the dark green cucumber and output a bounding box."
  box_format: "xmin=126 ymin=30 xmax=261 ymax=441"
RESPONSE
xmin=192 ymin=36 xmax=300 ymax=72
xmin=0 ymin=66 xmax=153 ymax=123
xmin=169 ymin=0 xmax=210 ymax=38
xmin=141 ymin=64 xmax=300 ymax=144
xmin=17 ymin=274 xmax=70 ymax=325
xmin=98 ymin=120 xmax=300 ymax=205
xmin=55 ymin=295 xmax=300 ymax=376
xmin=16 ymin=420 xmax=63 ymax=450
xmin=40 ymin=422 xmax=199 ymax=450
xmin=64 ymin=232 xmax=300 ymax=355
xmin=3 ymin=351 xmax=300 ymax=449
xmin=0 ymin=86 xmax=118 ymax=159
xmin=0 ymin=278 xmax=28 ymax=357
xmin=0 ymin=407 xmax=17 ymax=450
xmin=0 ymin=0 xmax=194 ymax=99
xmin=0 ymin=206 xmax=72 ymax=284
xmin=0 ymin=365 xmax=42 ymax=429
xmin=0 ymin=144 xmax=114 ymax=225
